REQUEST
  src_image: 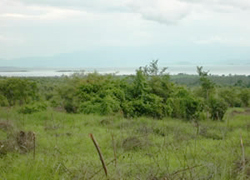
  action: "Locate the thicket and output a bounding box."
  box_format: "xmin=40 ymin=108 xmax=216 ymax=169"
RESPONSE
xmin=0 ymin=61 xmax=249 ymax=121
xmin=0 ymin=78 xmax=38 ymax=106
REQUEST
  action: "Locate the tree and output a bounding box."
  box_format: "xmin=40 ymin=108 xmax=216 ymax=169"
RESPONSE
xmin=197 ymin=66 xmax=214 ymax=100
xmin=142 ymin=59 xmax=167 ymax=76
xmin=132 ymin=68 xmax=149 ymax=98
xmin=143 ymin=60 xmax=173 ymax=101
xmin=196 ymin=67 xmax=228 ymax=120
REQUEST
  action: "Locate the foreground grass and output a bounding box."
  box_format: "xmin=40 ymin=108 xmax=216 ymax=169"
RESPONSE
xmin=0 ymin=107 xmax=249 ymax=180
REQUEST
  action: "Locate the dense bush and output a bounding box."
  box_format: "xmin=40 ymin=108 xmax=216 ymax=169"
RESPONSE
xmin=219 ymin=88 xmax=242 ymax=107
xmin=0 ymin=78 xmax=38 ymax=106
xmin=75 ymin=73 xmax=124 ymax=115
xmin=0 ymin=61 xmax=249 ymax=121
xmin=18 ymin=102 xmax=47 ymax=114
xmin=168 ymin=88 xmax=203 ymax=120
xmin=208 ymin=97 xmax=228 ymax=120
xmin=0 ymin=93 xmax=9 ymax=107
xmin=239 ymin=88 xmax=250 ymax=107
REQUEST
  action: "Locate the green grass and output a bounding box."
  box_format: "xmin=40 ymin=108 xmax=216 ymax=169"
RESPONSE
xmin=0 ymin=107 xmax=250 ymax=179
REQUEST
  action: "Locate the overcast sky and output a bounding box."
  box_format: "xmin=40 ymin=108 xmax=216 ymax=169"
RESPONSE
xmin=0 ymin=0 xmax=250 ymax=67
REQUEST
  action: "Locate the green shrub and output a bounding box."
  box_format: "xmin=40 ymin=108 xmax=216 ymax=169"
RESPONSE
xmin=100 ymin=95 xmax=121 ymax=115
xmin=219 ymin=88 xmax=242 ymax=107
xmin=64 ymin=100 xmax=77 ymax=113
xmin=18 ymin=102 xmax=47 ymax=114
xmin=121 ymin=94 xmax=165 ymax=119
xmin=208 ymin=97 xmax=228 ymax=120
xmin=121 ymin=100 xmax=135 ymax=118
xmin=239 ymin=89 xmax=250 ymax=107
xmin=78 ymin=100 xmax=102 ymax=115
xmin=168 ymin=88 xmax=203 ymax=120
xmin=0 ymin=78 xmax=38 ymax=106
xmin=0 ymin=93 xmax=9 ymax=107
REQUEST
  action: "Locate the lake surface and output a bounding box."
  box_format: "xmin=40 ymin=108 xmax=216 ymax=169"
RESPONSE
xmin=0 ymin=65 xmax=249 ymax=77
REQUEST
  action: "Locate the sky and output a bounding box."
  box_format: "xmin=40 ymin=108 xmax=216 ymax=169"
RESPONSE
xmin=0 ymin=0 xmax=250 ymax=68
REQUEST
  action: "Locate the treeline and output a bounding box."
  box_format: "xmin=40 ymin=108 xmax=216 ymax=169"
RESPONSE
xmin=171 ymin=74 xmax=250 ymax=87
xmin=0 ymin=60 xmax=249 ymax=121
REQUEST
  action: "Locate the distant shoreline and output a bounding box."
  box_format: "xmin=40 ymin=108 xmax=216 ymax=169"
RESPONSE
xmin=0 ymin=65 xmax=250 ymax=77
xmin=56 ymin=70 xmax=85 ymax=72
xmin=0 ymin=70 xmax=29 ymax=72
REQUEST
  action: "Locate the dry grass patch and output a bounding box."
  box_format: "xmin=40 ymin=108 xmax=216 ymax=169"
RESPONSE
xmin=0 ymin=120 xmax=35 ymax=155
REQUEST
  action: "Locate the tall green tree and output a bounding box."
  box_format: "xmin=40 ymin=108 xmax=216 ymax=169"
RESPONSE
xmin=197 ymin=66 xmax=214 ymax=100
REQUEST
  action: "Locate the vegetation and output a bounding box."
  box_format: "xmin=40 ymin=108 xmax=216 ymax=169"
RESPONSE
xmin=0 ymin=61 xmax=250 ymax=179
xmin=1 ymin=61 xmax=249 ymax=121
xmin=0 ymin=107 xmax=249 ymax=179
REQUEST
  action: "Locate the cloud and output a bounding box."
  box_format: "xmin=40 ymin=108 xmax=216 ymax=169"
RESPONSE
xmin=1 ymin=0 xmax=192 ymax=25
xmin=180 ymin=0 xmax=250 ymax=12
xmin=15 ymin=0 xmax=128 ymax=12
xmin=1 ymin=0 xmax=250 ymax=61
xmin=0 ymin=0 xmax=156 ymax=59
xmin=214 ymin=0 xmax=250 ymax=10
xmin=0 ymin=1 xmax=95 ymax=21
xmin=2 ymin=0 xmax=250 ymax=25
xmin=125 ymin=0 xmax=191 ymax=25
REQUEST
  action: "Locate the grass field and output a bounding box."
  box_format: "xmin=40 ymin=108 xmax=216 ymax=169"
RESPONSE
xmin=0 ymin=107 xmax=249 ymax=180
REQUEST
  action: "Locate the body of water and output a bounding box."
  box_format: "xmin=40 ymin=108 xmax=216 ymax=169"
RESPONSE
xmin=0 ymin=65 xmax=249 ymax=77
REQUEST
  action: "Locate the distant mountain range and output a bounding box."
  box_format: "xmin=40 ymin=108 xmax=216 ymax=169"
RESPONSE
xmin=0 ymin=46 xmax=249 ymax=68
